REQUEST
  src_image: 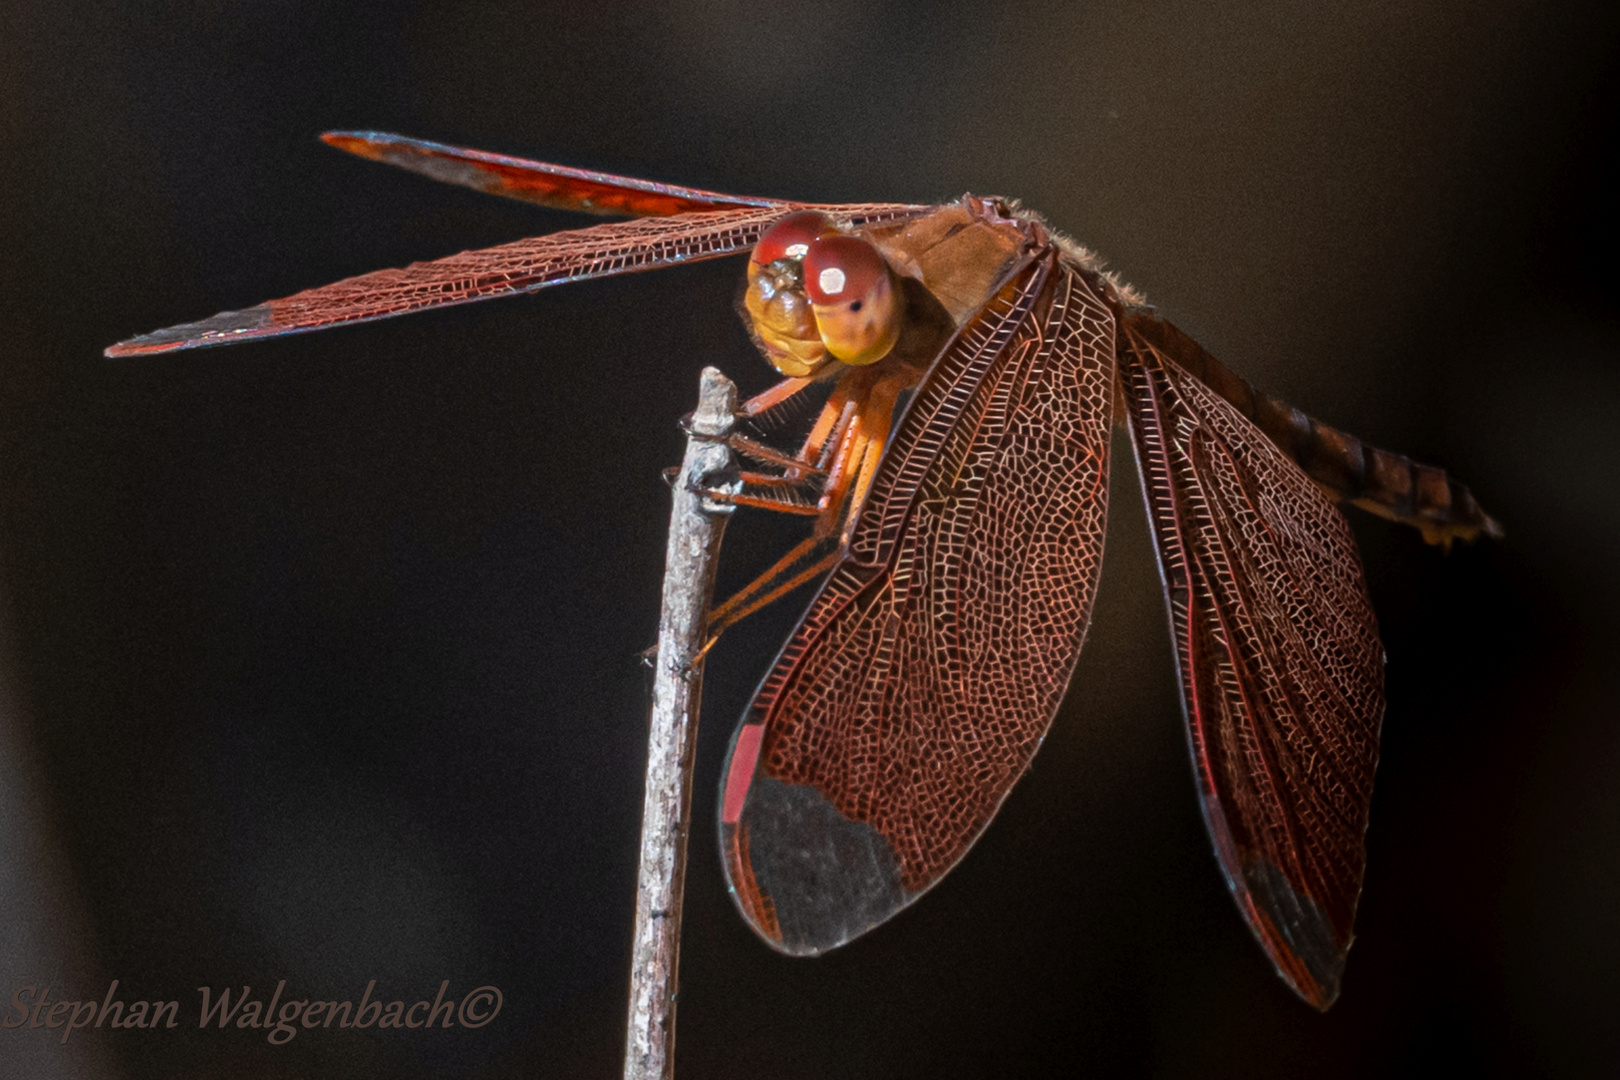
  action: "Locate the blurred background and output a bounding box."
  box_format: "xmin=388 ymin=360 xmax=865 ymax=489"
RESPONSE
xmin=2 ymin=1 xmax=1617 ymax=1076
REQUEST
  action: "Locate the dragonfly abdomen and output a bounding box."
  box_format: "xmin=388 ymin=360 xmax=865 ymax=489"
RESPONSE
xmin=1120 ymin=310 xmax=1501 ymax=548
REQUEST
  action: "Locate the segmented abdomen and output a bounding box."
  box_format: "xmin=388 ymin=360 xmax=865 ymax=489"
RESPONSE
xmin=1120 ymin=311 xmax=1501 ymax=547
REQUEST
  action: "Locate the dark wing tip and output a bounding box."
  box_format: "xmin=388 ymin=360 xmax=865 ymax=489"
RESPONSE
xmin=104 ymin=305 xmax=277 ymax=358
xmin=724 ymin=776 xmax=909 ymax=955
xmin=1243 ymin=858 xmax=1349 ymax=1011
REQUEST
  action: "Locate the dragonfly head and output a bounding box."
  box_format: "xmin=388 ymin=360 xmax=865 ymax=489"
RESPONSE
xmin=743 ymin=212 xmax=903 ymax=376
xmin=744 ymin=215 xmax=830 ymax=377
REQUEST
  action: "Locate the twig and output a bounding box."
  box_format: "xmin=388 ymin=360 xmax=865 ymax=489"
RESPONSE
xmin=623 ymin=366 xmax=738 ymax=1080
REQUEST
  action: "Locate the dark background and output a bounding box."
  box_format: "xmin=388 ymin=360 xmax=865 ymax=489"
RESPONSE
xmin=3 ymin=2 xmax=1618 ymax=1077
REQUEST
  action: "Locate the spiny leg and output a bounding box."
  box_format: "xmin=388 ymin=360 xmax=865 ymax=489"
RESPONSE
xmin=834 ymin=372 xmax=902 ymax=546
xmin=738 ymin=374 xmax=822 ymax=420
xmin=702 ymin=538 xmax=844 ymax=652
xmin=702 ymin=372 xmax=855 ymax=501
xmin=702 ymin=407 xmax=867 ymax=637
xmin=700 ymin=369 xmax=903 ymax=649
xmin=702 ymin=371 xmax=864 ymax=515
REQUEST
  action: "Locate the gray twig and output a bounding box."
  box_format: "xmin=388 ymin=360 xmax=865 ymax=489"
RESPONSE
xmin=623 ymin=367 xmax=738 ymax=1080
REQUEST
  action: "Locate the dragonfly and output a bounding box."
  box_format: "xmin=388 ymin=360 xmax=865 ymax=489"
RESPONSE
xmin=108 ymin=132 xmax=1500 ymax=1011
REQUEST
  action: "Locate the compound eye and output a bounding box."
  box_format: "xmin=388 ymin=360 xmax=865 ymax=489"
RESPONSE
xmin=751 ymin=211 xmax=835 ymax=266
xmin=802 ymin=236 xmax=887 ymax=306
xmin=802 ymin=235 xmax=901 ymax=366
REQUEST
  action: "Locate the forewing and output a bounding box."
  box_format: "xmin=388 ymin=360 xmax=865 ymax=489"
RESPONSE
xmin=720 ymin=257 xmax=1117 ymax=954
xmin=106 ymin=203 xmax=923 ymax=357
xmin=1120 ymin=321 xmax=1384 ymax=1010
xmin=322 ymin=131 xmax=789 ymax=216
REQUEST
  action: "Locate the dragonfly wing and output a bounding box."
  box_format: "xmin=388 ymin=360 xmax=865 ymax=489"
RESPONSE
xmin=1120 ymin=321 xmax=1385 ymax=1010
xmin=720 ymin=257 xmax=1117 ymax=954
xmin=106 ymin=203 xmax=923 ymax=357
xmin=322 ymin=131 xmax=790 ymax=217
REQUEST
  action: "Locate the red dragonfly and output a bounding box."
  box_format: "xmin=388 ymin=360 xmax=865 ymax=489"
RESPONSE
xmin=108 ymin=132 xmax=1499 ymax=1010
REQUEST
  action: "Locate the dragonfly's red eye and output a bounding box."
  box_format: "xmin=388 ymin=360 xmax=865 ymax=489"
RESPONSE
xmin=751 ymin=211 xmax=835 ymax=266
xmin=803 ymin=236 xmax=902 ymax=366
xmin=802 ymin=236 xmax=886 ymax=305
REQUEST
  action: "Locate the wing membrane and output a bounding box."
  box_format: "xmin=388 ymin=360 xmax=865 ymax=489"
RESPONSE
xmin=720 ymin=257 xmax=1117 ymax=953
xmin=322 ymin=131 xmax=788 ymax=217
xmin=1120 ymin=320 xmax=1384 ymax=1010
xmin=106 ymin=202 xmax=923 ymax=357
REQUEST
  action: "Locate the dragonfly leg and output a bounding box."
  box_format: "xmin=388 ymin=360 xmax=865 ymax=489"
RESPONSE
xmin=799 ymin=389 xmax=857 ymax=472
xmin=700 ymin=414 xmax=867 ymax=645
xmin=705 ymin=489 xmax=824 ymax=515
xmin=833 ymin=374 xmax=901 ymax=546
xmin=725 ymin=433 xmax=827 ymax=476
xmin=700 ymin=372 xmax=904 ymax=649
xmin=738 ymin=375 xmax=824 ymax=420
xmin=694 ymin=446 xmax=826 ymax=515
xmin=677 ymin=358 xmax=924 ymax=660
xmin=698 ymin=536 xmax=845 ymax=656
xmin=689 ymin=375 xmax=865 ymax=515
xmin=680 ymin=374 xmax=828 ymax=450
